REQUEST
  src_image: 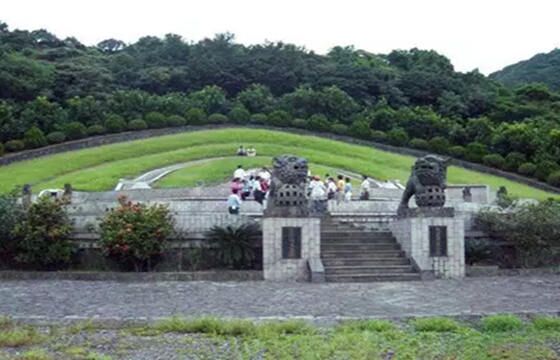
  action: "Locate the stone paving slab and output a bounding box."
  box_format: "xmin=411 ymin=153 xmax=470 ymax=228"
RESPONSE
xmin=0 ymin=275 xmax=558 ymax=322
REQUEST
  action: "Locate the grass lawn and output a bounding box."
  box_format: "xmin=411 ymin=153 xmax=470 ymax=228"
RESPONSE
xmin=0 ymin=315 xmax=559 ymax=359
xmin=0 ymin=128 xmax=557 ymax=200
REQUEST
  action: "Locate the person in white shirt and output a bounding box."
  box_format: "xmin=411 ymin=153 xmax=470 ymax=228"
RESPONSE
xmin=360 ymin=175 xmax=371 ymax=200
xmin=227 ymin=189 xmax=242 ymax=215
xmin=233 ymin=165 xmax=245 ymax=180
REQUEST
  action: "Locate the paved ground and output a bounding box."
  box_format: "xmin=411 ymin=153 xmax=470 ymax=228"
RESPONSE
xmin=1 ymin=275 xmax=559 ymax=322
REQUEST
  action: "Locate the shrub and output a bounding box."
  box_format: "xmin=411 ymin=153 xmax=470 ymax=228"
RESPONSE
xmin=64 ymin=122 xmax=87 ymax=140
xmin=465 ymin=142 xmax=488 ymax=163
xmin=504 ymin=152 xmax=527 ymax=172
xmin=23 ymin=127 xmax=47 ymax=149
xmin=535 ymin=160 xmax=560 ymax=182
xmin=409 ymin=138 xmax=430 ymax=150
xmin=99 ymin=196 xmax=174 ymax=272
xmin=411 ymin=317 xmax=462 ymax=332
xmin=12 ymin=197 xmax=73 ymax=270
xmin=481 ymin=314 xmax=523 ymax=332
xmin=547 ymin=170 xmax=560 ymax=187
xmin=267 ymin=110 xmax=291 ymax=127
xmin=532 ymin=316 xmax=560 ymax=331
xmin=205 ymin=223 xmax=261 ymax=270
xmin=128 ymin=119 xmax=148 ymax=131
xmin=371 ymin=130 xmax=387 ymax=143
xmin=207 ymin=113 xmax=228 ymax=124
xmin=228 ymin=106 xmax=250 ymax=124
xmin=387 ymin=128 xmax=409 ymax=146
xmin=46 ymin=131 xmax=66 ymax=144
xmin=291 ymin=118 xmax=307 ymax=129
xmin=166 ymin=115 xmax=186 ymax=127
xmin=144 ymin=111 xmax=167 ymax=129
xmin=306 ymin=114 xmax=331 ymax=132
xmin=518 ymin=162 xmax=537 ymax=176
xmin=0 ymin=192 xmax=23 ymax=266
xmin=104 ymin=114 xmax=127 ymax=133
xmin=482 ymin=154 xmax=505 ymax=169
xmin=448 ymin=145 xmax=466 ymax=158
xmin=185 ymin=108 xmax=207 ymax=125
xmin=348 ymin=120 xmax=371 ymax=140
xmin=336 ymin=320 xmax=395 ymax=333
xmin=331 ymin=123 xmax=348 ymax=135
xmin=0 ymin=143 xmax=3 ymax=156
xmin=249 ymin=113 xmax=267 ymax=124
xmin=429 ymin=136 xmax=450 ymax=154
xmin=5 ymin=140 xmax=25 ymax=152
xmin=86 ymin=124 xmax=106 ymax=136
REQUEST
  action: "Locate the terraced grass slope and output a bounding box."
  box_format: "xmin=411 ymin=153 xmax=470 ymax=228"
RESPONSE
xmin=0 ymin=128 xmax=557 ymax=200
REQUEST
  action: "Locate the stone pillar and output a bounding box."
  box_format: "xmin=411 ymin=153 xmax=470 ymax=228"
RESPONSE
xmin=390 ymin=208 xmax=465 ymax=279
xmin=22 ymin=184 xmax=32 ymax=210
xmin=262 ymin=217 xmax=322 ymax=282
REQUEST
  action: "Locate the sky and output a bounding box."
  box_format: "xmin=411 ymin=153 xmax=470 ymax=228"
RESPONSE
xmin=2 ymin=0 xmax=560 ymax=74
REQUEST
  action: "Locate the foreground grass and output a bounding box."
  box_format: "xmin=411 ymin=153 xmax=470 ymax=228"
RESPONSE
xmin=0 ymin=128 xmax=557 ymax=200
xmin=0 ymin=315 xmax=559 ymax=359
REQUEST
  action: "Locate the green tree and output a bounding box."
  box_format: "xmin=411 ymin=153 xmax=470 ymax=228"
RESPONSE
xmin=23 ymin=126 xmax=47 ymax=148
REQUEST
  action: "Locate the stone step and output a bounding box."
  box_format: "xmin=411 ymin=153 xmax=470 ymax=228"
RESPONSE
xmin=322 ymin=258 xmax=411 ymax=266
xmin=325 ymin=265 xmax=415 ymax=275
xmin=321 ymin=238 xmax=397 ymax=245
xmin=325 ymin=273 xmax=421 ymax=282
xmin=321 ymin=250 xmax=405 ymax=258
xmin=321 ymin=243 xmax=401 ymax=251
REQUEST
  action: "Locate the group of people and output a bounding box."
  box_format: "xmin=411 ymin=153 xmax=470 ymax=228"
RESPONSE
xmin=308 ymin=174 xmax=371 ymax=202
xmin=227 ymin=165 xmax=271 ymax=214
xmin=236 ymin=145 xmax=257 ymax=157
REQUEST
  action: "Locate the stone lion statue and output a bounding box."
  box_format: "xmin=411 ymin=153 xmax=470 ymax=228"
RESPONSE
xmin=398 ymin=155 xmax=450 ymax=214
xmin=266 ymin=155 xmax=309 ymax=216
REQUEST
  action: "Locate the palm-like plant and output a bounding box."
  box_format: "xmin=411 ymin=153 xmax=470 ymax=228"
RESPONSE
xmin=206 ymin=223 xmax=261 ymax=270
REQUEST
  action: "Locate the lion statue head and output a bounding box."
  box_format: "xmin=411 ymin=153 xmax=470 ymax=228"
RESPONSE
xmin=272 ymin=155 xmax=309 ymax=185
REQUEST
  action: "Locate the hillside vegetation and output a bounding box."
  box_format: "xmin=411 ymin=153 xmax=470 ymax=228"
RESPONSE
xmin=491 ymin=48 xmax=560 ymax=90
xmin=0 ymin=128 xmax=557 ymax=200
xmin=1 ymin=22 xmax=560 ymax=187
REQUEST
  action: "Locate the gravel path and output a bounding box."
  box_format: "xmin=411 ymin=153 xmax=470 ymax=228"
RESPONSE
xmin=1 ymin=275 xmax=559 ymax=322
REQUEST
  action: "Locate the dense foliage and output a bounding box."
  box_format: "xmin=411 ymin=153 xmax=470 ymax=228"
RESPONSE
xmin=491 ymin=48 xmax=560 ymax=90
xmin=205 ymin=223 xmax=261 ymax=270
xmin=11 ymin=197 xmax=73 ymax=269
xmin=99 ymin=195 xmax=174 ymax=271
xmin=0 ymin=191 xmax=23 ymax=265
xmin=1 ymin=22 xmax=560 ymax=186
xmin=476 ymin=200 xmax=560 ymax=267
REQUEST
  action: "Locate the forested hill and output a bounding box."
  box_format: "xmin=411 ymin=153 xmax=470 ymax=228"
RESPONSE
xmin=1 ymin=21 xmax=560 ymax=188
xmin=490 ymin=49 xmax=560 ymax=91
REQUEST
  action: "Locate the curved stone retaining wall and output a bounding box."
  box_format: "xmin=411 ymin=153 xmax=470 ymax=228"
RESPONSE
xmin=2 ymin=124 xmax=558 ymax=194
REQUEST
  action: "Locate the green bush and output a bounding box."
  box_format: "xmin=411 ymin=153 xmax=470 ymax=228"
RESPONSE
xmin=481 ymin=314 xmax=523 ymax=332
xmin=104 ymin=114 xmax=127 ymax=133
xmin=128 ymin=119 xmax=148 ymax=131
xmin=387 ymin=128 xmax=409 ymax=146
xmin=144 ymin=112 xmax=167 ymax=129
xmin=64 ymin=122 xmax=87 ymax=140
xmin=371 ymin=130 xmax=387 ymax=143
xmin=99 ymin=196 xmax=174 ymax=272
xmin=331 ymin=123 xmax=348 ymax=135
xmin=291 ymin=118 xmax=307 ymax=128
xmin=465 ymin=142 xmax=488 ymax=163
xmin=207 ymin=113 xmax=228 ymax=124
xmin=504 ymin=152 xmax=527 ymax=172
xmin=348 ymin=120 xmax=371 ymax=140
xmin=185 ymin=108 xmax=207 ymax=125
xmin=249 ymin=113 xmax=267 ymax=124
xmin=336 ymin=320 xmax=395 ymax=333
xmin=228 ymin=106 xmax=250 ymax=124
xmin=23 ymin=127 xmax=47 ymax=149
xmin=12 ymin=197 xmax=73 ymax=270
xmin=267 ymin=110 xmax=291 ymax=127
xmin=4 ymin=140 xmax=25 ymax=152
xmin=306 ymin=114 xmax=331 ymax=132
xmin=409 ymin=138 xmax=430 ymax=150
xmin=547 ymin=170 xmax=560 ymax=187
xmin=0 ymin=143 xmax=3 ymax=156
xmin=429 ymin=136 xmax=450 ymax=154
xmin=46 ymin=131 xmax=66 ymax=144
xmin=86 ymin=124 xmax=106 ymax=136
xmin=535 ymin=160 xmax=560 ymax=182
xmin=532 ymin=316 xmax=560 ymax=331
xmin=205 ymin=223 xmax=261 ymax=270
xmin=448 ymin=145 xmax=466 ymax=158
xmin=411 ymin=317 xmax=462 ymax=332
xmin=0 ymin=192 xmax=23 ymax=266
xmin=518 ymin=162 xmax=537 ymax=176
xmin=482 ymin=154 xmax=506 ymax=169
xmin=166 ymin=115 xmax=186 ymax=127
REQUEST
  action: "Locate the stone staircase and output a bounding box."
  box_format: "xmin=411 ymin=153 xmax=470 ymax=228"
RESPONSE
xmin=321 ymin=218 xmax=420 ymax=282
